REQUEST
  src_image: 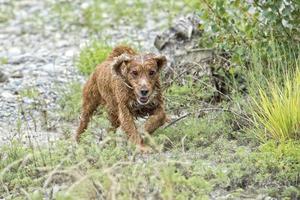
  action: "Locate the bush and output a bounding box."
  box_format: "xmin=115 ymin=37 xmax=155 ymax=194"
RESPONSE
xmin=76 ymin=41 xmax=112 ymax=75
xmin=196 ymin=0 xmax=300 ymax=98
xmin=197 ymin=0 xmax=299 ymax=56
xmin=252 ymin=67 xmax=300 ymax=142
xmin=250 ymin=141 xmax=300 ymax=187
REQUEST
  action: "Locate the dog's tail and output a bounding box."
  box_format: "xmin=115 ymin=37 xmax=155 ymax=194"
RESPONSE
xmin=108 ymin=45 xmax=137 ymax=59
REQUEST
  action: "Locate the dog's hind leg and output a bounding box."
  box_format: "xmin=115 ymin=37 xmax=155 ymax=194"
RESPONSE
xmin=76 ymin=79 xmax=103 ymax=142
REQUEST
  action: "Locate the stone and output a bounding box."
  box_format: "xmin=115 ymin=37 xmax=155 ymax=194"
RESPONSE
xmin=11 ymin=70 xmax=23 ymax=78
xmin=1 ymin=91 xmax=15 ymax=101
xmin=0 ymin=71 xmax=8 ymax=82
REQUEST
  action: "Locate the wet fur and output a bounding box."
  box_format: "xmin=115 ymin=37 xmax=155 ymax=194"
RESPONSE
xmin=76 ymin=45 xmax=167 ymax=148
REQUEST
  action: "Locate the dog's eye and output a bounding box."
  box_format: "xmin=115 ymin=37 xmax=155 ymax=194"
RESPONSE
xmin=149 ymin=70 xmax=156 ymax=76
xmin=131 ymin=70 xmax=138 ymax=76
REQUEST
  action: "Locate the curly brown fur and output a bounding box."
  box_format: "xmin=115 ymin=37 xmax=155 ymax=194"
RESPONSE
xmin=76 ymin=45 xmax=167 ymax=150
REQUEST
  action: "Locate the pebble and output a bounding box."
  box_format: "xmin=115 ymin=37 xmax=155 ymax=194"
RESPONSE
xmin=8 ymin=47 xmax=22 ymax=57
xmin=1 ymin=91 xmax=16 ymax=101
xmin=0 ymin=71 xmax=8 ymax=82
xmin=65 ymin=48 xmax=76 ymax=58
xmin=11 ymin=71 xmax=24 ymax=78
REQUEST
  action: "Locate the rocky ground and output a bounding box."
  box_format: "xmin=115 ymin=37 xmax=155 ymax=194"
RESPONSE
xmin=0 ymin=0 xmax=79 ymax=145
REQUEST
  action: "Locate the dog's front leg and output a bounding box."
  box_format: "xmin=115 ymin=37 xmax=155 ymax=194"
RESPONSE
xmin=118 ymin=104 xmax=143 ymax=145
xmin=144 ymin=106 xmax=167 ymax=134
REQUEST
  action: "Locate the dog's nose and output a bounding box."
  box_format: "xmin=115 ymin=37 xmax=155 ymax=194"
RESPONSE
xmin=140 ymin=89 xmax=149 ymax=96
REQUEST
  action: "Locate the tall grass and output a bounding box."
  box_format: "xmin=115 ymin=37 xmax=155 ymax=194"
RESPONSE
xmin=249 ymin=41 xmax=300 ymax=142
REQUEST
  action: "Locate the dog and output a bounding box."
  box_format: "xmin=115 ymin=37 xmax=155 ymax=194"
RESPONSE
xmin=76 ymin=45 xmax=167 ymax=152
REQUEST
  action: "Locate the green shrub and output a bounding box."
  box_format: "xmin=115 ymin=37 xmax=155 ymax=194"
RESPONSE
xmin=250 ymin=141 xmax=300 ymax=187
xmin=196 ymin=0 xmax=300 ymax=99
xmin=197 ymin=0 xmax=299 ymax=58
xmin=76 ymin=41 xmax=112 ymax=75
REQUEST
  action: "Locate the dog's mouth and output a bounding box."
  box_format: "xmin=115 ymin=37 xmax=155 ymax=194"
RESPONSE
xmin=137 ymin=96 xmax=149 ymax=105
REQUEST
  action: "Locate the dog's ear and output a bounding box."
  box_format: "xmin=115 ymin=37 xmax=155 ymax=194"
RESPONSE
xmin=153 ymin=55 xmax=167 ymax=71
xmin=111 ymin=54 xmax=131 ymax=77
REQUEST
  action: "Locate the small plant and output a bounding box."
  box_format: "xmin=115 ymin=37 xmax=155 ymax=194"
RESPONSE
xmin=250 ymin=140 xmax=300 ymax=187
xmin=58 ymin=82 xmax=82 ymax=121
xmin=165 ymin=77 xmax=216 ymax=112
xmin=0 ymin=57 xmax=8 ymax=65
xmin=0 ymin=3 xmax=14 ymax=23
xmin=76 ymin=41 xmax=112 ymax=75
xmin=19 ymin=88 xmax=39 ymax=99
xmin=252 ymin=68 xmax=300 ymax=142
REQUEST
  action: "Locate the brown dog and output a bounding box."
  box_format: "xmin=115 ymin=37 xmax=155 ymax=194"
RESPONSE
xmin=76 ymin=45 xmax=167 ymax=151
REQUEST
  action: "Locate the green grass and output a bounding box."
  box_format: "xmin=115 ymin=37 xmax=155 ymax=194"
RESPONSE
xmin=245 ymin=41 xmax=300 ymax=142
xmin=51 ymin=0 xmax=200 ymax=33
xmin=82 ymin=0 xmax=147 ymax=30
xmin=252 ymin=69 xmax=300 ymax=142
xmin=19 ymin=88 xmax=40 ymax=99
xmin=165 ymin=77 xmax=218 ymax=112
xmin=156 ymin=113 xmax=232 ymax=151
xmin=76 ymin=41 xmax=112 ymax=75
xmin=58 ymin=82 xmax=82 ymax=121
xmin=0 ymin=3 xmax=14 ymax=24
xmin=1 ymin=114 xmax=299 ymax=199
xmin=0 ymin=57 xmax=8 ymax=65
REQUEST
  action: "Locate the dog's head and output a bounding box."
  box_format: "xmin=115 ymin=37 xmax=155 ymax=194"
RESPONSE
xmin=112 ymin=53 xmax=166 ymax=105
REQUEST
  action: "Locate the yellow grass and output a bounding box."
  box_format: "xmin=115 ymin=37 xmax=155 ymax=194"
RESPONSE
xmin=253 ymin=69 xmax=300 ymax=142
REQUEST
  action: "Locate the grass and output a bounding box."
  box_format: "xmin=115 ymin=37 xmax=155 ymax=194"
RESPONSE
xmin=165 ymin=76 xmax=220 ymax=113
xmin=1 ymin=114 xmax=299 ymax=199
xmin=82 ymin=0 xmax=147 ymax=30
xmin=0 ymin=57 xmax=8 ymax=65
xmin=58 ymin=82 xmax=82 ymax=121
xmin=0 ymin=2 xmax=14 ymax=24
xmin=76 ymin=41 xmax=112 ymax=75
xmin=252 ymin=69 xmax=300 ymax=142
xmin=246 ymin=41 xmax=300 ymax=142
xmin=51 ymin=0 xmax=200 ymax=34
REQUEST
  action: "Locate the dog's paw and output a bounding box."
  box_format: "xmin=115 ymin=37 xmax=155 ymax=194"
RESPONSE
xmin=165 ymin=115 xmax=172 ymax=123
xmin=137 ymin=144 xmax=153 ymax=154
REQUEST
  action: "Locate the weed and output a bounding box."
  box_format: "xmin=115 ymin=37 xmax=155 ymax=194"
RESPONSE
xmin=249 ymin=141 xmax=300 ymax=189
xmin=19 ymin=88 xmax=39 ymax=99
xmin=165 ymin=77 xmax=216 ymax=113
xmin=58 ymin=82 xmax=82 ymax=121
xmin=76 ymin=41 xmax=112 ymax=75
xmin=156 ymin=113 xmax=232 ymax=151
xmin=251 ymin=66 xmax=300 ymax=142
xmin=0 ymin=57 xmax=8 ymax=65
xmin=0 ymin=3 xmax=14 ymax=23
